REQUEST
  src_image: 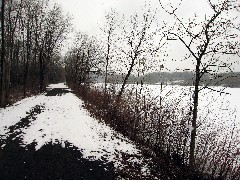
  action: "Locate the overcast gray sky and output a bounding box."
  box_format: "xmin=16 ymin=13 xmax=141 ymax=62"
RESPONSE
xmin=56 ymin=0 xmax=237 ymax=35
xmin=56 ymin=0 xmax=154 ymax=36
xmin=56 ymin=0 xmax=240 ymax=72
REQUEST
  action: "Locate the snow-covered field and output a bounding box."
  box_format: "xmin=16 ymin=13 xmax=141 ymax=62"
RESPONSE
xmin=140 ymin=85 xmax=240 ymax=149
xmin=143 ymin=84 xmax=240 ymax=124
xmin=97 ymin=83 xmax=240 ymax=152
xmin=0 ymin=83 xmax=152 ymax=177
xmin=102 ymin=83 xmax=240 ymax=128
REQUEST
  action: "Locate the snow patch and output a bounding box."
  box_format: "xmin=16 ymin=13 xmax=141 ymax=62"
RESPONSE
xmin=0 ymin=84 xmax=146 ymax=171
xmin=0 ymin=94 xmax=46 ymax=136
xmin=47 ymin=83 xmax=69 ymax=89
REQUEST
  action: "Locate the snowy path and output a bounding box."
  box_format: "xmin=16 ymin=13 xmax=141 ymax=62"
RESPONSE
xmin=0 ymin=83 xmax=153 ymax=179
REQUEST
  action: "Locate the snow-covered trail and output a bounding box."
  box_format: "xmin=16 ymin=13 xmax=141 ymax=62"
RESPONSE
xmin=0 ymin=83 xmax=153 ymax=179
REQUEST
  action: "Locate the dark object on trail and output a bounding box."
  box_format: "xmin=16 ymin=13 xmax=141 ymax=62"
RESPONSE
xmin=46 ymin=88 xmax=70 ymax=96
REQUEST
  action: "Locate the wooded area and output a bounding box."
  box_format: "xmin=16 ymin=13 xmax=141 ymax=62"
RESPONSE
xmin=65 ymin=33 xmax=103 ymax=89
xmin=0 ymin=0 xmax=69 ymax=107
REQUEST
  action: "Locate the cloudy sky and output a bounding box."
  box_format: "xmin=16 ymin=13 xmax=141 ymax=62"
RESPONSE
xmin=56 ymin=0 xmax=212 ymax=35
xmin=56 ymin=0 xmax=240 ymax=72
xmin=55 ymin=0 xmax=240 ymax=34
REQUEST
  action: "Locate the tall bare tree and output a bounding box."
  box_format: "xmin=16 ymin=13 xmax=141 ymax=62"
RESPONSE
xmin=0 ymin=0 xmax=5 ymax=106
xmin=158 ymin=0 xmax=240 ymax=167
xmin=102 ymin=9 xmax=118 ymax=93
xmin=117 ymin=10 xmax=165 ymax=99
xmin=65 ymin=32 xmax=104 ymax=88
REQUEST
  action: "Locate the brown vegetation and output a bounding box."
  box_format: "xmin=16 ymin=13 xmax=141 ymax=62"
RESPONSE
xmin=67 ymin=82 xmax=240 ymax=179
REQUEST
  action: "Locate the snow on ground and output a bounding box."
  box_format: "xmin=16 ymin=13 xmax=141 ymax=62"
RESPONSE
xmin=47 ymin=83 xmax=70 ymax=89
xmin=0 ymin=83 xmax=150 ymax=174
xmin=95 ymin=83 xmax=240 ymax=124
xmin=0 ymin=94 xmax=46 ymax=136
xmin=22 ymin=92 xmax=139 ymax=160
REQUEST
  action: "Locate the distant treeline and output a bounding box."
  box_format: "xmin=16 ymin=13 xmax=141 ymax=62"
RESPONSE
xmin=96 ymin=71 xmax=240 ymax=88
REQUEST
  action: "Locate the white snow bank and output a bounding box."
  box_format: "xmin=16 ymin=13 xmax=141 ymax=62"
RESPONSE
xmin=0 ymin=94 xmax=46 ymax=136
xmin=22 ymin=92 xmax=140 ymax=163
xmin=47 ymin=82 xmax=69 ymax=89
xmin=1 ymin=83 xmax=149 ymax=172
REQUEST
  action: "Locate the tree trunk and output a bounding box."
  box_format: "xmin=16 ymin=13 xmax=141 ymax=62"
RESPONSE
xmin=23 ymin=21 xmax=31 ymax=97
xmin=39 ymin=51 xmax=45 ymax=93
xmin=5 ymin=0 xmax=13 ymax=104
xmin=23 ymin=59 xmax=29 ymax=97
xmin=117 ymin=58 xmax=135 ymax=99
xmin=0 ymin=0 xmax=5 ymax=106
xmin=189 ymin=59 xmax=201 ymax=167
xmin=104 ymin=33 xmax=110 ymax=93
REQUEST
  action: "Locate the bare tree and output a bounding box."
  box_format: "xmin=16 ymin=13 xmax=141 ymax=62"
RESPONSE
xmin=117 ymin=10 xmax=165 ymax=99
xmin=65 ymin=32 xmax=104 ymax=88
xmin=32 ymin=1 xmax=70 ymax=92
xmin=0 ymin=0 xmax=5 ymax=106
xmin=158 ymin=0 xmax=240 ymax=167
xmin=102 ymin=9 xmax=118 ymax=93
